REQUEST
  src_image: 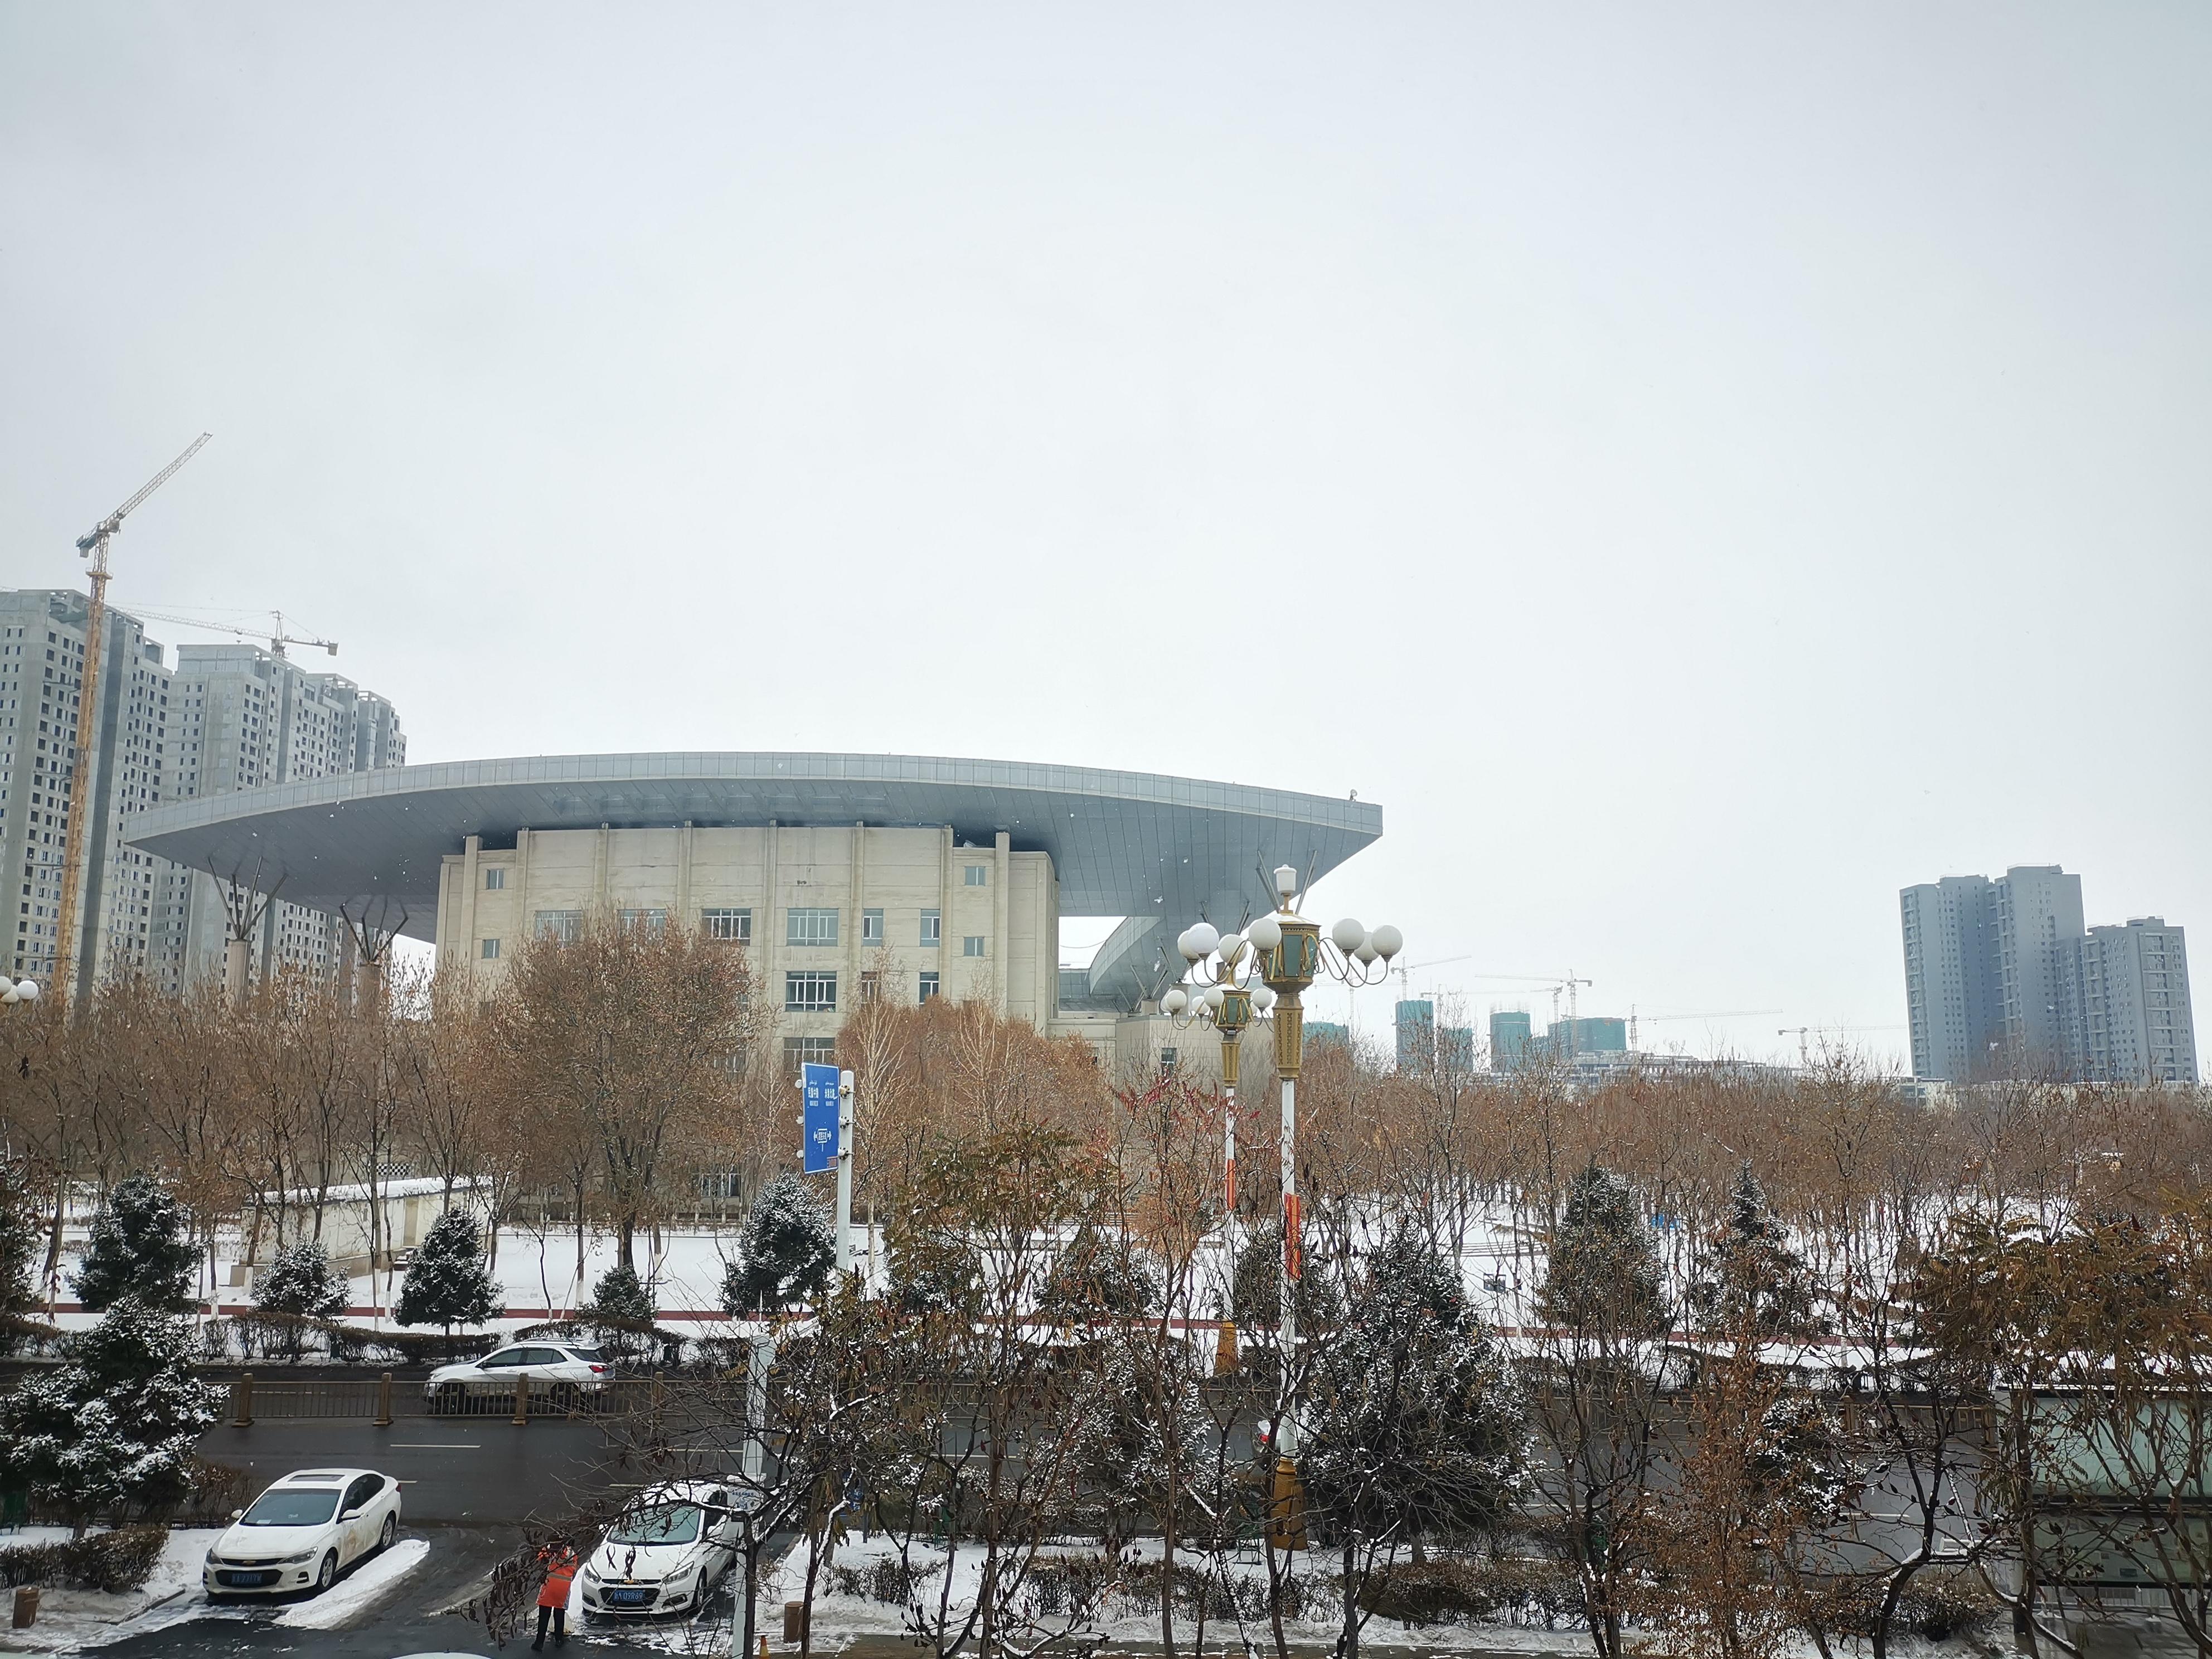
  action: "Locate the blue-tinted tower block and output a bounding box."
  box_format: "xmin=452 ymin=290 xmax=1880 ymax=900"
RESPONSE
xmin=1490 ymin=1010 xmax=1532 ymax=1072
xmin=1396 ymin=999 xmax=1435 ymax=1071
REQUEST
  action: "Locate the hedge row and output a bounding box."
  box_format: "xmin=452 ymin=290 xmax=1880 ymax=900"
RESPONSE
xmin=0 ymin=1525 xmax=169 ymax=1593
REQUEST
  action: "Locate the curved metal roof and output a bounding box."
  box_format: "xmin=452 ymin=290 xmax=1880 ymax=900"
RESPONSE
xmin=125 ymin=753 xmax=1383 ymax=998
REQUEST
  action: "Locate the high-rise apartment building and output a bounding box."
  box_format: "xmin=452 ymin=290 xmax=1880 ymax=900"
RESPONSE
xmin=2 ymin=590 xmax=179 ymax=993
xmin=1 ymin=589 xmax=404 ymax=997
xmin=1901 ymin=864 xmax=2196 ymax=1085
xmin=1899 ymin=876 xmax=2003 ymax=1081
xmin=166 ymin=643 xmax=405 ymax=987
xmin=2078 ymin=919 xmax=2197 ymax=1086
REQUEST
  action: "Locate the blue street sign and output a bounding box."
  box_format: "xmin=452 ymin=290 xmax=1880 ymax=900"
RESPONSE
xmin=802 ymin=1063 xmax=841 ymax=1175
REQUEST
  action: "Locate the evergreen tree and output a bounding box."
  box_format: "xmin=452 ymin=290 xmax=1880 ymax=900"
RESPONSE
xmin=394 ymin=1209 xmax=503 ymax=1348
xmin=255 ymin=1238 xmax=349 ymax=1320
xmin=585 ymin=1261 xmax=657 ymax=1325
xmin=0 ymin=1159 xmax=39 ymax=1333
xmin=71 ymin=1175 xmax=198 ymax=1313
xmin=1229 ymin=1219 xmax=1342 ymax=1333
xmin=1305 ymin=1230 xmax=1528 ymax=1659
xmin=1689 ymin=1162 xmax=1821 ymax=1335
xmin=0 ymin=1295 xmax=223 ymax=1534
xmin=1539 ymin=1161 xmax=1666 ymax=1334
xmin=720 ymin=1173 xmax=835 ymax=1314
xmin=1040 ymin=1223 xmax=1162 ymax=1321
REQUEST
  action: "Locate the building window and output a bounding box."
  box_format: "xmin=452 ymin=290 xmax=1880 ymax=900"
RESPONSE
xmin=480 ymin=938 xmax=501 ymax=960
xmin=1160 ymin=1047 xmax=1178 ymax=1073
xmin=918 ymin=971 xmax=940 ymax=1002
xmin=785 ymin=970 xmax=837 ymax=1013
xmin=787 ymin=907 xmax=839 ymax=948
xmin=862 ymin=908 xmax=884 ymax=947
xmin=964 ymin=865 xmax=988 ymax=886
xmin=962 ymin=935 xmax=986 ymax=958
xmin=534 ymin=909 xmax=583 ymax=944
xmin=859 ymin=969 xmax=881 ymax=1003
xmin=483 ymin=867 xmax=506 ymax=890
xmin=619 ymin=908 xmax=668 ymax=934
xmin=920 ymin=909 xmax=940 ymax=948
xmin=702 ymin=908 xmax=752 ymax=943
xmin=783 ymin=1035 xmax=836 ymax=1068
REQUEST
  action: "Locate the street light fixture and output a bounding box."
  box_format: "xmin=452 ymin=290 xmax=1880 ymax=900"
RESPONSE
xmin=1168 ymin=864 xmax=1399 ymax=1541
xmin=1 ymin=979 xmax=40 ymax=1007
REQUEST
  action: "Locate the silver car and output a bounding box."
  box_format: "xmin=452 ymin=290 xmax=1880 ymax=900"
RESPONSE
xmin=424 ymin=1340 xmax=610 ymax=1411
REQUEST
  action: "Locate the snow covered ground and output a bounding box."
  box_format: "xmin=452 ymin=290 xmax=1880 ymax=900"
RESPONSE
xmin=276 ymin=1535 xmax=428 ymax=1628
xmin=0 ymin=1526 xmax=430 ymax=1652
xmin=0 ymin=1526 xmax=219 ymax=1653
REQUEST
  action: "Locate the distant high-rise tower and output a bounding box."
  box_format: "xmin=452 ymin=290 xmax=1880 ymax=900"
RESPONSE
xmin=2078 ymin=919 xmax=2196 ymax=1085
xmin=1 ymin=591 xmax=177 ymax=995
xmin=1900 ymin=876 xmax=2003 ymax=1081
xmin=1 ymin=589 xmax=404 ymax=996
xmin=1395 ymin=998 xmax=1435 ymax=1072
xmin=1489 ymin=1008 xmax=1532 ymax=1072
xmin=1901 ymin=865 xmax=2196 ymax=1084
xmin=166 ymin=642 xmax=405 ymax=989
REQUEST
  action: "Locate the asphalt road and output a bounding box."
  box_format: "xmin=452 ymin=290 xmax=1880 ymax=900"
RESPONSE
xmin=197 ymin=1418 xmax=636 ymax=1525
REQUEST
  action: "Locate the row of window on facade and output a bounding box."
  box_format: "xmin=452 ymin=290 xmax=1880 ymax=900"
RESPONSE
xmin=480 ymin=905 xmax=987 ymax=955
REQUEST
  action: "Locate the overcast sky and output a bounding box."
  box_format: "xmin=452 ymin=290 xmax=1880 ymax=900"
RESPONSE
xmin=4 ymin=4 xmax=2205 ymax=1064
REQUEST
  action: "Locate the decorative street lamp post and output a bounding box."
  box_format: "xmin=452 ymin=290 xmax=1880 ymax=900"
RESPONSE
xmin=1162 ymin=940 xmax=1278 ymax=1367
xmin=1166 ymin=864 xmax=1399 ymax=1532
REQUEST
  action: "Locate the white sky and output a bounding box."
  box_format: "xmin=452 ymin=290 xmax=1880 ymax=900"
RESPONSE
xmin=4 ymin=5 xmax=2206 ymax=1066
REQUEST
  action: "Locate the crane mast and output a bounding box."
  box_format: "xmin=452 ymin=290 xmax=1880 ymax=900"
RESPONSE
xmin=52 ymin=434 xmax=213 ymax=1007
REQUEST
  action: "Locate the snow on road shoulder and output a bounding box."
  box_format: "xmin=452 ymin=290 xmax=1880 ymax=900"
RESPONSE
xmin=277 ymin=1537 xmax=429 ymax=1629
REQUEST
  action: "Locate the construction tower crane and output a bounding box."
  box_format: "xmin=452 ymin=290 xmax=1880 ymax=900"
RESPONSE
xmin=52 ymin=434 xmax=214 ymax=1007
xmin=132 ymin=608 xmax=337 ymax=661
xmin=1628 ymin=1006 xmax=1783 ymax=1047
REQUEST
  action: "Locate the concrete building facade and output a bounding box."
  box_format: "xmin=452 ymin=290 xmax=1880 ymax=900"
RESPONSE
xmin=129 ymin=751 xmax=1384 ymax=1080
xmin=440 ymin=822 xmax=1056 ymax=1063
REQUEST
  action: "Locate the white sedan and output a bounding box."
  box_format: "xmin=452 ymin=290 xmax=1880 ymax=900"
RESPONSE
xmin=579 ymin=1480 xmax=749 ymax=1618
xmin=203 ymin=1467 xmax=402 ymax=1597
xmin=424 ymin=1340 xmax=611 ymax=1410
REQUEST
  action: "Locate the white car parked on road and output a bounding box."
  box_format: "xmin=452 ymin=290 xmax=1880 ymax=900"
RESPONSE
xmin=424 ymin=1340 xmax=611 ymax=1410
xmin=579 ymin=1479 xmax=749 ymax=1618
xmin=203 ymin=1467 xmax=401 ymax=1597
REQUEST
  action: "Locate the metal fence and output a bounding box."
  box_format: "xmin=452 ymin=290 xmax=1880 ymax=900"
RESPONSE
xmin=221 ymin=1372 xmax=685 ymax=1426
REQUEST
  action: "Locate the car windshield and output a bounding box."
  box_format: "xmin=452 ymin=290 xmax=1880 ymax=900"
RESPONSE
xmin=565 ymin=1346 xmax=605 ymax=1363
xmin=241 ymin=1488 xmax=341 ymax=1527
xmin=608 ymin=1502 xmax=702 ymax=1545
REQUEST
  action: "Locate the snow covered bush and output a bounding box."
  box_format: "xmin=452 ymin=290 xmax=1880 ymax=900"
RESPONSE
xmin=585 ymin=1262 xmax=657 ymax=1326
xmin=255 ymin=1238 xmax=350 ymax=1332
xmin=71 ymin=1175 xmax=199 ymax=1313
xmin=721 ymin=1172 xmax=834 ymax=1314
xmin=0 ymin=1296 xmax=223 ymax=1535
xmin=0 ymin=1524 xmax=169 ymax=1592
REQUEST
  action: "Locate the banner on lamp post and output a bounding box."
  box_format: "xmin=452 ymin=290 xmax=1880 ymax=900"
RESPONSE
xmin=802 ymin=1062 xmax=840 ymax=1174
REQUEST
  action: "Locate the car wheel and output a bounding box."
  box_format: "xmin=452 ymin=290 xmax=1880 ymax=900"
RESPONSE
xmin=552 ymin=1381 xmax=580 ymax=1414
xmin=436 ymin=1381 xmax=466 ymax=1415
xmin=379 ymin=1512 xmax=397 ymax=1552
xmin=316 ymin=1551 xmax=337 ymax=1592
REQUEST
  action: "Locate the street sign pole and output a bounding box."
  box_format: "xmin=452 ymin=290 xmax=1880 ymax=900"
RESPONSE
xmin=836 ymin=1069 xmax=856 ymax=1277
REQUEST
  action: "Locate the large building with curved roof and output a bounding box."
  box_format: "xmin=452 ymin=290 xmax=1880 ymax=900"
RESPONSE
xmin=126 ymin=751 xmax=1382 ymax=1065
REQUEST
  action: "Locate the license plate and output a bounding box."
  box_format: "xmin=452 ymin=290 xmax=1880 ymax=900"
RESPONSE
xmin=218 ymin=1569 xmax=279 ymax=1587
xmin=605 ymin=1587 xmax=654 ymax=1607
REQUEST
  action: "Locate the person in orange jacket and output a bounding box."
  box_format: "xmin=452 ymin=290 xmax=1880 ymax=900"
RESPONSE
xmin=532 ymin=1536 xmax=579 ymax=1650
